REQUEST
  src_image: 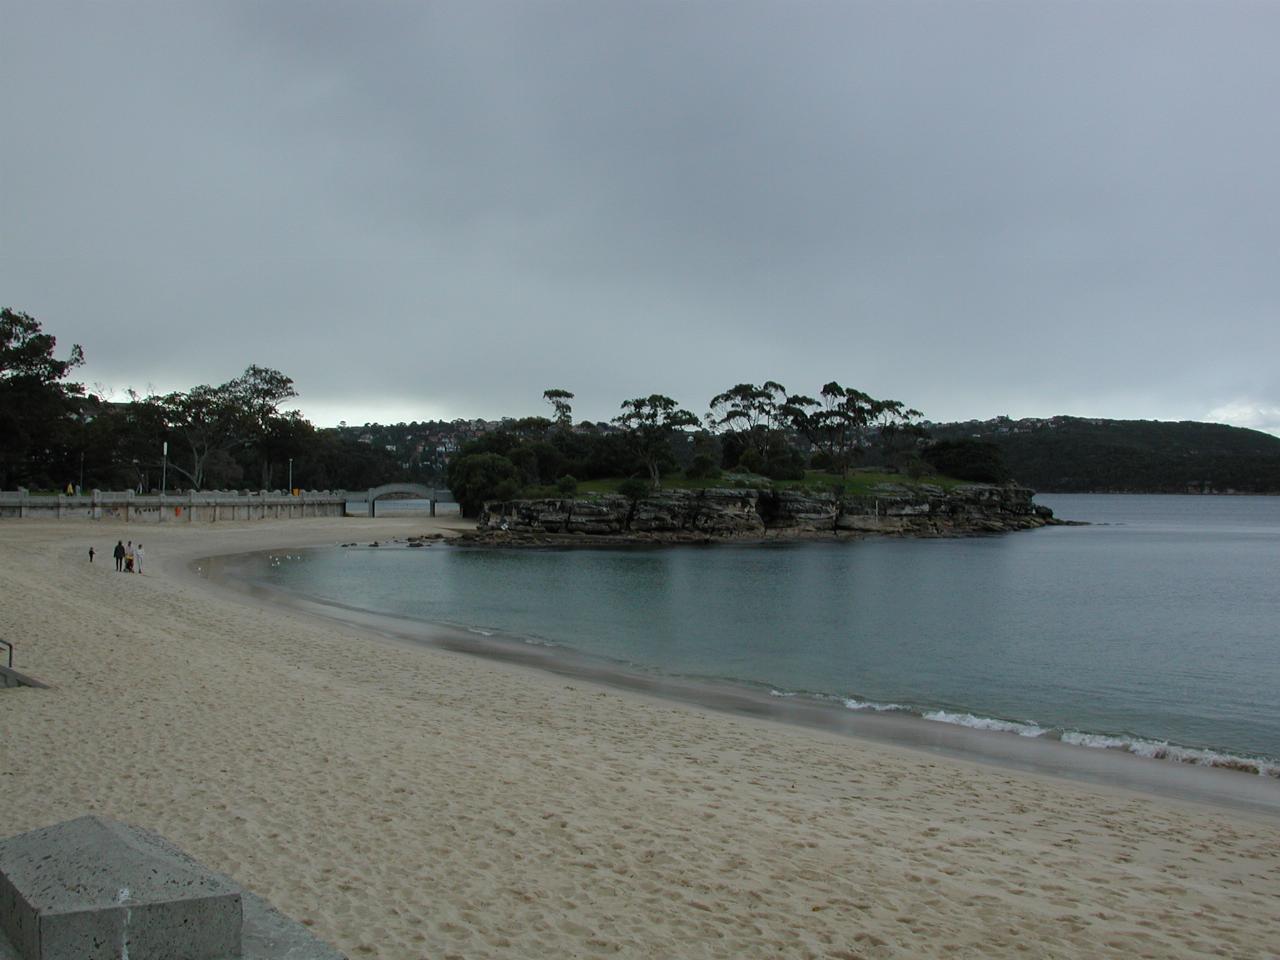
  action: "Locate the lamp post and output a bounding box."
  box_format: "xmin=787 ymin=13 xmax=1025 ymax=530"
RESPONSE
xmin=161 ymin=442 xmax=168 ymax=497
xmin=288 ymin=458 xmax=293 ymax=494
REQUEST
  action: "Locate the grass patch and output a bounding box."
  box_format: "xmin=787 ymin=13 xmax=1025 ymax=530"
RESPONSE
xmin=516 ymin=469 xmax=968 ymax=499
xmin=777 ymin=470 xmax=967 ymax=496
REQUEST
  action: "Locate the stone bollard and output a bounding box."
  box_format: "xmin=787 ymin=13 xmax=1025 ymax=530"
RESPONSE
xmin=0 ymin=816 xmax=345 ymax=960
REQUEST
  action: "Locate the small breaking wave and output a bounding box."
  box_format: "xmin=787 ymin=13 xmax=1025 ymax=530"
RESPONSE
xmin=1060 ymin=731 xmax=1280 ymax=778
xmin=844 ymin=697 xmax=910 ymax=713
xmin=924 ymin=710 xmax=1049 ymax=738
xmin=770 ymin=690 xmax=910 ymax=713
xmin=817 ymin=696 xmax=1280 ymax=778
xmin=920 ymin=710 xmax=1279 ymax=777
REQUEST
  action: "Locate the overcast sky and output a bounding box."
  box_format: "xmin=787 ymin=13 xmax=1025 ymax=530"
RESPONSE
xmin=3 ymin=1 xmax=1278 ymax=434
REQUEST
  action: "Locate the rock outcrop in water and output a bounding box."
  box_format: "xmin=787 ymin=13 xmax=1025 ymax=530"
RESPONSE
xmin=468 ymin=482 xmax=1057 ymax=544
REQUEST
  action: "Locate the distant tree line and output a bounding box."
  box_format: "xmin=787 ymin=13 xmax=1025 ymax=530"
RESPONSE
xmin=3 ymin=308 xmax=1015 ymax=503
xmin=930 ymin=417 xmax=1280 ymax=493
xmin=0 ymin=309 xmax=412 ymax=493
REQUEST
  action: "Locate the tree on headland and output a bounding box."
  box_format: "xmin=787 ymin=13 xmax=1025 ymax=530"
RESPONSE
xmin=870 ymin=398 xmax=926 ymax=467
xmin=542 ymin=388 xmax=575 ymax=428
xmin=782 ymin=382 xmax=875 ymax=478
xmin=0 ymin=308 xmax=84 ymax=488
xmin=614 ymin=394 xmax=700 ymax=488
xmin=707 ymin=381 xmax=788 ymax=470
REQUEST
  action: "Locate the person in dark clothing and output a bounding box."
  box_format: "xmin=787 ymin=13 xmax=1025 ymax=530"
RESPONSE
xmin=113 ymin=540 xmax=125 ymax=572
xmin=89 ymin=546 xmax=95 ymax=563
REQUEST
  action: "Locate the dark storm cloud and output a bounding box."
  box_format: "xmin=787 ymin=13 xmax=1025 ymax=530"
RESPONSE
xmin=3 ymin=1 xmax=1278 ymax=431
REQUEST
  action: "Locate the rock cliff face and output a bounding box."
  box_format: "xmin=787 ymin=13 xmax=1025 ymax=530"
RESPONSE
xmin=471 ymin=483 xmax=1055 ymax=544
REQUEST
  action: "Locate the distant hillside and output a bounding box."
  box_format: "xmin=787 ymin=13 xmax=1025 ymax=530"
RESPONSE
xmin=927 ymin=417 xmax=1280 ymax=493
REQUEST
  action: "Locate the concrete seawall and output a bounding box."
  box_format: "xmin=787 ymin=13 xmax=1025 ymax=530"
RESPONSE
xmin=0 ymin=489 xmax=346 ymax=523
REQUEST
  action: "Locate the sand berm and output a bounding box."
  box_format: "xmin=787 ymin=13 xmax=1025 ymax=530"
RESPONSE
xmin=1 ymin=517 xmax=1276 ymax=958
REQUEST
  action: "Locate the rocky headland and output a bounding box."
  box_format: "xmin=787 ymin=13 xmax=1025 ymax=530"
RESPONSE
xmin=465 ymin=482 xmax=1060 ymax=545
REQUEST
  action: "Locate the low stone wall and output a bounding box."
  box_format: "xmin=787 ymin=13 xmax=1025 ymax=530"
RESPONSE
xmin=0 ymin=489 xmax=346 ymax=523
xmin=475 ymin=482 xmax=1055 ymax=542
xmin=0 ymin=816 xmax=345 ymax=959
xmin=0 ymin=666 xmax=48 ymax=690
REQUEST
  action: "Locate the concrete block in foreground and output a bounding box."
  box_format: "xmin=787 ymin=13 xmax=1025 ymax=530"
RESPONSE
xmin=0 ymin=816 xmax=344 ymax=960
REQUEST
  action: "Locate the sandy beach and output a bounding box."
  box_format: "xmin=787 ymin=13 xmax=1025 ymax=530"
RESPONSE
xmin=1 ymin=518 xmax=1277 ymax=959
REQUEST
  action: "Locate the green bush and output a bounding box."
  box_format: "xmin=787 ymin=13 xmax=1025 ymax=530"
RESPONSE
xmin=764 ymin=449 xmax=806 ymax=481
xmin=617 ymin=477 xmax=650 ymax=501
xmin=737 ymin=447 xmax=764 ymax=474
xmin=446 ymin=452 xmax=519 ymax=516
xmin=493 ymin=478 xmax=523 ymax=502
xmin=556 ymin=474 xmax=579 ymax=496
xmin=685 ymin=454 xmax=721 ymax=481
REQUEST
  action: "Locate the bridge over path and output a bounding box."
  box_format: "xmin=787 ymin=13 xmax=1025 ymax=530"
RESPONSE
xmin=343 ymin=483 xmax=456 ymax=517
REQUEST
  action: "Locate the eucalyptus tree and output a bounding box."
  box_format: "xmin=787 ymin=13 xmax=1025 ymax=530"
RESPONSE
xmin=0 ymin=308 xmax=84 ymax=487
xmin=542 ymin=388 xmax=575 ymax=428
xmin=782 ymin=382 xmax=876 ymax=478
xmin=152 ymin=365 xmax=302 ymax=490
xmin=706 ymin=381 xmax=788 ymax=468
xmin=869 ymin=399 xmax=926 ymax=465
xmin=614 ymin=394 xmax=700 ymax=488
xmin=154 ymin=384 xmax=244 ymax=490
xmin=230 ymin=365 xmax=300 ymax=488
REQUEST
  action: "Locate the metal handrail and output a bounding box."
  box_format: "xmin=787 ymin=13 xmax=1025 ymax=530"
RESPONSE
xmin=0 ymin=639 xmax=11 ymax=669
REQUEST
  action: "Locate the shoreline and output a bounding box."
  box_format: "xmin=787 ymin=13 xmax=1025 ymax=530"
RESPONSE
xmin=2 ymin=518 xmax=1278 ymax=958
xmin=474 ymin=482 xmax=1055 ymax=544
xmin=202 ymin=540 xmax=1280 ymax=816
xmin=450 ymin=519 xmax=1084 ymax=549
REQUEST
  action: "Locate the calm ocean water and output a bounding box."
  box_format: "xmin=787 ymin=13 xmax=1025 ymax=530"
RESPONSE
xmin=250 ymin=494 xmax=1280 ymax=774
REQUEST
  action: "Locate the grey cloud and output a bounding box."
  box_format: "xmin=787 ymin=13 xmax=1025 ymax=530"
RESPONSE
xmin=3 ymin=1 xmax=1277 ymax=431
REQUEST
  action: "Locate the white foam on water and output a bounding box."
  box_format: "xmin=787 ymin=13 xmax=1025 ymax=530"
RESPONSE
xmin=520 ymin=636 xmax=557 ymax=647
xmin=924 ymin=710 xmax=1048 ymax=738
xmin=467 ymin=627 xmax=495 ymax=637
xmin=843 ymin=697 xmax=908 ymax=713
xmin=1061 ymin=731 xmax=1279 ymax=777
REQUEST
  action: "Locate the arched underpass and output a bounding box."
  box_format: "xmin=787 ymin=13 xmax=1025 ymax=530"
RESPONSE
xmin=345 ymin=484 xmax=455 ymax=517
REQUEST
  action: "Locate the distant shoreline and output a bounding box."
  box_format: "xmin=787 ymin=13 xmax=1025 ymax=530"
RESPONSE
xmin=473 ymin=482 xmax=1056 ymax=544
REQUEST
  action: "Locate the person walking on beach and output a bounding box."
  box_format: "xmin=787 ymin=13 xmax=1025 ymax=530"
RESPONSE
xmin=89 ymin=546 xmax=95 ymax=563
xmin=113 ymin=540 xmax=125 ymax=572
xmin=134 ymin=543 xmax=145 ymax=575
xmin=124 ymin=541 xmax=135 ymax=573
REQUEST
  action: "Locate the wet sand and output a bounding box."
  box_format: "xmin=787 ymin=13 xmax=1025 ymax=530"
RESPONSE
xmin=1 ymin=517 xmax=1277 ymax=958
